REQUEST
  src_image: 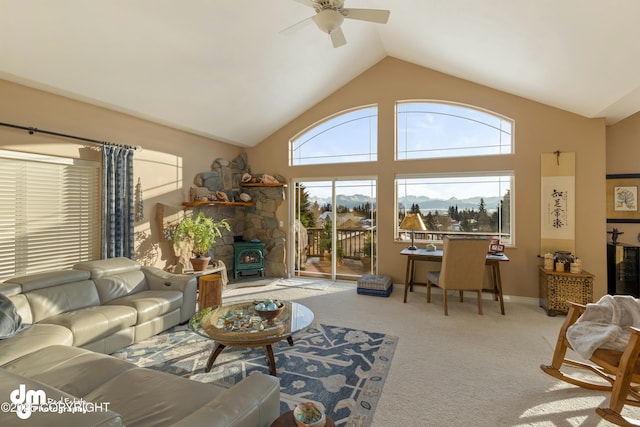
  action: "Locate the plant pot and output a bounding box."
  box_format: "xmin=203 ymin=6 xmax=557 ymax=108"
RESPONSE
xmin=361 ymin=256 xmax=372 ymax=270
xmin=190 ymin=256 xmax=211 ymax=271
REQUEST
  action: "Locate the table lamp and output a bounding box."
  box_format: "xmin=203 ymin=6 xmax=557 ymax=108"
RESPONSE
xmin=399 ymin=213 xmax=427 ymax=250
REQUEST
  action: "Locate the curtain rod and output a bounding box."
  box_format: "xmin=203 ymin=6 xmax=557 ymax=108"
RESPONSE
xmin=0 ymin=121 xmax=140 ymax=150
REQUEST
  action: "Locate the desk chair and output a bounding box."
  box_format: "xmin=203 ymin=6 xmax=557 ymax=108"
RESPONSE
xmin=426 ymin=236 xmax=490 ymax=315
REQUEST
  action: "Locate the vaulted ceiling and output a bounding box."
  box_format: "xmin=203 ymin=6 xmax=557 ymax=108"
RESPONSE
xmin=2 ymin=0 xmax=640 ymax=147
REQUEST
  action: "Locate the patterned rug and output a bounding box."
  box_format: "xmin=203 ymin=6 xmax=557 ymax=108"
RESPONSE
xmin=112 ymin=323 xmax=397 ymax=427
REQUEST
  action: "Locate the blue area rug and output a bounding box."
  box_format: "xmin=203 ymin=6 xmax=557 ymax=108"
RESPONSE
xmin=112 ymin=323 xmax=397 ymax=426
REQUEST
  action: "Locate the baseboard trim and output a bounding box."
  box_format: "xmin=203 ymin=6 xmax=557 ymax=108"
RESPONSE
xmin=390 ymin=283 xmax=540 ymax=306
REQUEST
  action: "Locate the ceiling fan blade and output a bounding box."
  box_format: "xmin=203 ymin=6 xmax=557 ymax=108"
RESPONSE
xmin=343 ymin=8 xmax=390 ymax=24
xmin=280 ymin=15 xmax=314 ymax=35
xmin=293 ymin=0 xmax=317 ymax=9
xmin=330 ymin=27 xmax=346 ymax=48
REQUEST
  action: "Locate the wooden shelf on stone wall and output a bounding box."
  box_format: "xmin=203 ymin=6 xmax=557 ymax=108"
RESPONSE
xmin=182 ymin=201 xmax=254 ymax=207
xmin=240 ymin=183 xmax=287 ymax=187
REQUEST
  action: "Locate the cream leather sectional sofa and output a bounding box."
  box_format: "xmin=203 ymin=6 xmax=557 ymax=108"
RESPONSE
xmin=0 ymin=258 xmax=280 ymax=426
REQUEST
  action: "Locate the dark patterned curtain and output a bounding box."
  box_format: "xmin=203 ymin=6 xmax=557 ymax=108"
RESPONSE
xmin=102 ymin=145 xmax=134 ymax=259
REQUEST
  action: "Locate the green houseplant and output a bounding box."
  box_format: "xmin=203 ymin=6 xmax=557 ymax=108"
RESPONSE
xmin=173 ymin=212 xmax=231 ymax=271
xmin=361 ymin=231 xmax=376 ymax=271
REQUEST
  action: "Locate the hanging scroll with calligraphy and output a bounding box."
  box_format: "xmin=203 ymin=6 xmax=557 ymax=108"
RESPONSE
xmin=541 ymin=152 xmax=575 ymax=255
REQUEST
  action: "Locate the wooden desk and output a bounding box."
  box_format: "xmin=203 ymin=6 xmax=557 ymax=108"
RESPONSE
xmin=401 ymin=248 xmax=508 ymax=315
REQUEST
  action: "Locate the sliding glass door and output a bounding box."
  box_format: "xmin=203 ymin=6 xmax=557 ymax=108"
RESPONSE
xmin=292 ymin=178 xmax=376 ymax=280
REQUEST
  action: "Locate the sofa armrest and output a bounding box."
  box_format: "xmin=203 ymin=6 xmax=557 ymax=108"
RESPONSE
xmin=141 ymin=267 xmax=197 ymax=323
xmin=141 ymin=267 xmax=193 ymax=291
xmin=173 ymin=373 xmax=280 ymax=427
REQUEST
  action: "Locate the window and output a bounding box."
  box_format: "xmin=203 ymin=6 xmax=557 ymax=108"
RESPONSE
xmin=396 ymin=173 xmax=513 ymax=245
xmin=396 ymin=101 xmax=513 ymax=160
xmin=0 ymin=150 xmax=100 ymax=281
xmin=290 ymin=105 xmax=377 ymax=166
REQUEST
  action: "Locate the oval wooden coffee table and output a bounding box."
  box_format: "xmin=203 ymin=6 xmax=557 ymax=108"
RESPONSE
xmin=270 ymin=410 xmax=336 ymax=427
xmin=189 ymin=300 xmax=314 ymax=376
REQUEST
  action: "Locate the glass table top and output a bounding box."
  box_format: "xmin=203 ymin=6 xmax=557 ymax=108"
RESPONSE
xmin=189 ymin=300 xmax=314 ymax=344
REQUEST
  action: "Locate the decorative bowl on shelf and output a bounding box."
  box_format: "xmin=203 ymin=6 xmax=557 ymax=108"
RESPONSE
xmin=293 ymin=402 xmax=325 ymax=427
xmin=253 ymin=300 xmax=285 ymax=323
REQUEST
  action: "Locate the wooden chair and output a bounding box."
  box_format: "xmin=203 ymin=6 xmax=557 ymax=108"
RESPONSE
xmin=426 ymin=236 xmax=489 ymax=315
xmin=541 ymin=301 xmax=640 ymax=426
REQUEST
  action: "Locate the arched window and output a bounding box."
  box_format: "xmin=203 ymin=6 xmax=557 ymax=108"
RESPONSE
xmin=396 ymin=101 xmax=513 ymax=160
xmin=290 ymin=105 xmax=377 ymax=166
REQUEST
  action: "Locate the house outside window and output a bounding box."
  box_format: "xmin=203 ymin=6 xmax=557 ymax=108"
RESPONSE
xmin=396 ymin=173 xmax=514 ymax=245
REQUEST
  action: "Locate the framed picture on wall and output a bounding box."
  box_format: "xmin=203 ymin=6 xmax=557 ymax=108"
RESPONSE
xmin=607 ymin=174 xmax=640 ymax=223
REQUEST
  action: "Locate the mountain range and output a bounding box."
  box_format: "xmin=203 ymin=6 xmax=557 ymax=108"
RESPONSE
xmin=309 ymin=194 xmax=502 ymax=212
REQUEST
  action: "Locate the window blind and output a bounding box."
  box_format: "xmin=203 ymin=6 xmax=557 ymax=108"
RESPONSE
xmin=0 ymin=151 xmax=100 ymax=281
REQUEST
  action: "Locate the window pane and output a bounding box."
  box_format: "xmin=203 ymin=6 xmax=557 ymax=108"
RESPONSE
xmin=397 ymin=102 xmax=513 ymax=159
xmin=0 ymin=151 xmax=100 ymax=281
xmin=291 ymin=106 xmax=377 ymax=166
xmin=396 ymin=174 xmax=513 ymax=245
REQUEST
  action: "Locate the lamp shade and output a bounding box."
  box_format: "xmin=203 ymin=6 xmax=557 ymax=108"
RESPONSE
xmin=400 ymin=213 xmax=426 ymax=250
xmin=399 ymin=213 xmax=427 ymax=231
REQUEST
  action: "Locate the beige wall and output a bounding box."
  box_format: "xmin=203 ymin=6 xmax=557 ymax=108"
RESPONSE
xmin=1 ymin=55 xmax=612 ymax=299
xmin=249 ymin=57 xmax=608 ymax=299
xmin=605 ymin=111 xmax=640 ymax=248
xmin=0 ymin=79 xmax=242 ymax=270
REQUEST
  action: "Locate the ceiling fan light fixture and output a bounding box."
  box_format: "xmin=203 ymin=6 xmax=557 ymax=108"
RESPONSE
xmin=312 ymin=9 xmax=344 ymax=34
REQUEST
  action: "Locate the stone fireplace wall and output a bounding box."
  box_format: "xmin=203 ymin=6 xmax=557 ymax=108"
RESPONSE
xmin=179 ymin=153 xmax=287 ymax=278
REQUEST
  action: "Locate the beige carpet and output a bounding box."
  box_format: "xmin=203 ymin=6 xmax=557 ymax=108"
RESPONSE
xmin=222 ymin=278 xmax=640 ymax=427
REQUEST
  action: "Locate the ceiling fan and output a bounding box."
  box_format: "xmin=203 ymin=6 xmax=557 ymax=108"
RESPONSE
xmin=282 ymin=0 xmax=390 ymax=48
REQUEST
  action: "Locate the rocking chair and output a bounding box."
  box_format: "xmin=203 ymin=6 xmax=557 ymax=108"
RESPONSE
xmin=541 ymin=301 xmax=640 ymax=426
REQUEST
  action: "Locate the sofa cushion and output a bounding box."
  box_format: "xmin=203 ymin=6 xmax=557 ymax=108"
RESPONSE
xmin=0 ymin=293 xmax=26 ymax=339
xmin=85 ymin=367 xmax=226 ymax=427
xmin=4 ymin=269 xmax=91 ymax=292
xmin=107 ymin=290 xmax=183 ymax=324
xmin=40 ymin=305 xmax=137 ymax=347
xmin=93 ymin=270 xmax=149 ymax=304
xmin=26 ymin=280 xmax=101 ymax=323
xmin=0 ymin=324 xmax=73 ymax=365
xmin=174 ymin=373 xmax=281 ymax=427
xmin=0 ymin=369 xmax=124 ymax=426
xmin=8 ymin=294 xmax=34 ymax=323
xmin=74 ymin=257 xmax=141 ymax=279
xmin=1 ymin=345 xmax=136 ymax=398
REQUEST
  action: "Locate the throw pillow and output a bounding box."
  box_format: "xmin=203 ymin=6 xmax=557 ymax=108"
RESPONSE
xmin=0 ymin=293 xmax=26 ymax=339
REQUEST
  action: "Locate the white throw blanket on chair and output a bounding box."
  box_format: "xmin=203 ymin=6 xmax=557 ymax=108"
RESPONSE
xmin=566 ymin=294 xmax=640 ymax=359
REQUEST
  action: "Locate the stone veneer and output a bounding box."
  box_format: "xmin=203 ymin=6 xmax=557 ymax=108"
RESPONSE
xmin=186 ymin=153 xmax=287 ymax=278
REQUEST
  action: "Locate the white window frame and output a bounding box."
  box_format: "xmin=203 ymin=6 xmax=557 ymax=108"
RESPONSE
xmin=290 ymin=105 xmax=378 ymax=166
xmin=395 ymin=171 xmax=515 ymax=246
xmin=396 ymin=100 xmax=514 ymax=160
xmin=0 ymin=150 xmax=100 ymax=281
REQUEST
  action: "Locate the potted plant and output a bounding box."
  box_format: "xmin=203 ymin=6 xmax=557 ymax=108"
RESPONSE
xmin=173 ymin=212 xmax=231 ymax=271
xmin=361 ymin=231 xmax=376 ymax=271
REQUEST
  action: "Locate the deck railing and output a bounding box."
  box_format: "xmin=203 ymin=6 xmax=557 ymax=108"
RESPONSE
xmin=306 ymin=227 xmax=374 ymax=259
xmin=399 ymin=230 xmax=511 ymax=244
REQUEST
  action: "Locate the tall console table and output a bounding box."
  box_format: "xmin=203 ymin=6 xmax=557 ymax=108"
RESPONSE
xmin=607 ymin=243 xmax=640 ymax=297
xmin=539 ymin=266 xmax=594 ymax=316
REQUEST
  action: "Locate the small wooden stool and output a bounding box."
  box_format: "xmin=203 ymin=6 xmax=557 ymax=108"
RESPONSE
xmin=198 ymin=273 xmax=223 ymax=309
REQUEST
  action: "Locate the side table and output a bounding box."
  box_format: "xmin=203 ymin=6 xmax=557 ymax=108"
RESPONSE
xmin=539 ymin=266 xmax=594 ymax=316
xmin=270 ymin=410 xmax=336 ymax=427
xmin=198 ymin=273 xmax=223 ymax=309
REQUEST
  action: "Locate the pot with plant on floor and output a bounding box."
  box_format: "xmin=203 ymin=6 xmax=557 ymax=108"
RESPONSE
xmin=360 ymin=231 xmax=376 ymax=272
xmin=173 ymin=212 xmax=231 ymax=271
